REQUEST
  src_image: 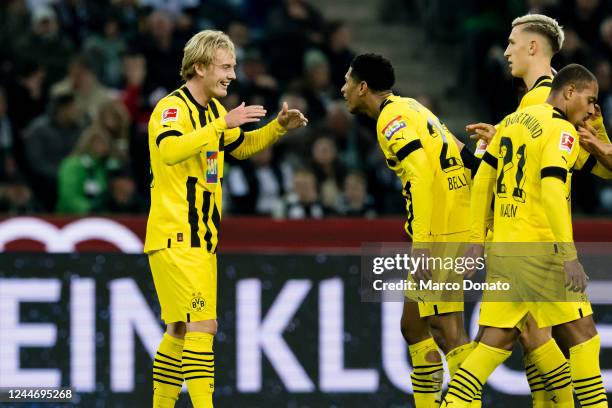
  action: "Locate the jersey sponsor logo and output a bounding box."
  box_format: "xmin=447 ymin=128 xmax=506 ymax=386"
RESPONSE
xmin=206 ymin=151 xmax=218 ymax=183
xmin=161 ymin=108 xmax=179 ymax=123
xmin=475 ymin=140 xmax=488 ymax=155
xmin=382 ymin=116 xmax=407 ymax=140
xmin=559 ymin=131 xmax=575 ymax=153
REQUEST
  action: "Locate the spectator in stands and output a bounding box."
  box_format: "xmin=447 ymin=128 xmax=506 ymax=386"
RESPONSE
xmin=107 ymin=167 xmax=146 ymax=213
xmin=232 ymin=48 xmax=279 ymax=113
xmin=109 ymin=0 xmax=145 ymax=43
xmin=298 ymin=49 xmax=334 ymax=123
xmin=14 ymin=5 xmax=73 ymax=89
xmin=138 ymin=10 xmax=184 ymax=103
xmin=227 ymin=146 xmax=291 ymax=215
xmin=324 ymin=101 xmax=371 ymax=170
xmin=56 ymin=125 xmax=121 ymax=214
xmin=227 ymin=20 xmax=251 ymax=63
xmin=94 ymin=100 xmax=131 ymax=162
xmin=83 ymin=14 xmax=127 ymax=88
xmin=23 ymin=92 xmax=84 ymax=211
xmin=594 ymin=59 xmax=612 ymax=126
xmin=310 ymin=134 xmax=345 ymax=212
xmin=52 ymin=0 xmax=106 ymax=48
xmin=559 ymin=0 xmax=608 ymax=45
xmin=599 ymin=17 xmax=612 ymax=63
xmin=274 ymin=92 xmax=311 ymax=160
xmin=323 ymin=20 xmax=356 ymax=95
xmin=0 ymin=88 xmax=16 ymax=181
xmin=50 ymin=54 xmax=115 ymax=121
xmin=339 ymin=170 xmax=376 ymax=217
xmin=554 ymin=27 xmax=595 ymax=70
xmin=277 ymin=166 xmax=326 ymax=219
xmin=0 ymin=0 xmax=30 ymax=74
xmin=0 ymin=173 xmax=41 ymax=214
xmin=265 ymin=0 xmax=326 ymax=83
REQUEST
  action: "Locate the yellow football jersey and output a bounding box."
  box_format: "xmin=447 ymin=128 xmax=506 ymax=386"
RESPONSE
xmin=481 ymin=103 xmax=578 ymax=243
xmin=145 ymin=86 xmax=246 ymax=253
xmin=377 ymin=95 xmax=470 ymax=238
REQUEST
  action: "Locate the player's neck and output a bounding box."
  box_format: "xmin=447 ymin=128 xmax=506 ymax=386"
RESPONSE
xmin=523 ymin=62 xmax=553 ymax=90
xmin=185 ymin=80 xmax=211 ymax=107
xmin=368 ymin=91 xmax=393 ymax=119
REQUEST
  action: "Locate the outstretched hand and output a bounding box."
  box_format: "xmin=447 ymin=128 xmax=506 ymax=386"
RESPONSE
xmin=277 ymin=102 xmax=308 ymax=130
xmin=224 ymin=102 xmax=267 ymax=128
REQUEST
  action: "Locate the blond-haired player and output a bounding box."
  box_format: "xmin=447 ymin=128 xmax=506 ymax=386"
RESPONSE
xmin=460 ymin=15 xmax=609 ymax=408
xmin=145 ymin=30 xmax=307 ymax=408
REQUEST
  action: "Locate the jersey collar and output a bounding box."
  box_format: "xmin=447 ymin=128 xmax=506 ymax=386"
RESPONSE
xmin=530 ymin=75 xmax=553 ymax=91
xmin=181 ymin=85 xmax=208 ymax=111
xmin=380 ymin=97 xmax=393 ymax=112
xmin=552 ymin=106 xmax=568 ymax=120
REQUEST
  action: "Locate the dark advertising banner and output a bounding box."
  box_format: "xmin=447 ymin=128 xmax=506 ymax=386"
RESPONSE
xmin=1 ymin=253 xmax=612 ymax=407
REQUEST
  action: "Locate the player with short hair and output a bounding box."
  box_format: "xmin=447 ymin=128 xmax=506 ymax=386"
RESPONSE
xmin=461 ymin=14 xmax=610 ymax=407
xmin=342 ymin=53 xmax=477 ymax=407
xmin=145 ymin=30 xmax=307 ymax=408
xmin=442 ymin=64 xmax=605 ymax=408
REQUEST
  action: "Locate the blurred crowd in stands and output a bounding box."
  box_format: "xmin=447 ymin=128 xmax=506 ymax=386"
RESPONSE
xmin=0 ymin=0 xmax=610 ymax=218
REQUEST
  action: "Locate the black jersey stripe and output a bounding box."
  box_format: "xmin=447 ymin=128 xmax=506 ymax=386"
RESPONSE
xmin=211 ymin=202 xmax=221 ymax=253
xmin=202 ymin=191 xmax=213 ymax=252
xmin=186 ymin=177 xmax=201 ymax=247
xmin=541 ymin=166 xmax=567 ymax=182
xmin=172 ymin=91 xmax=196 ymax=129
xmin=460 ymin=147 xmax=481 ymax=172
xmin=582 ymin=154 xmax=597 ymax=173
xmin=156 ymin=130 xmax=183 ymax=146
xmin=225 ymin=129 xmax=245 ymax=153
xmin=482 ymin=151 xmax=498 ymax=169
xmin=396 ymin=139 xmax=423 ymax=162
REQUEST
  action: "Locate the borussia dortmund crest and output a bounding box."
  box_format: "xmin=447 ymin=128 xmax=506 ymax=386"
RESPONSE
xmin=191 ymin=292 xmax=206 ymax=312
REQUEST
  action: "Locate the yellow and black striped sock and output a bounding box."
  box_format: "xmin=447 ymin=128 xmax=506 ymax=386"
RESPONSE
xmin=153 ymin=333 xmax=185 ymax=408
xmin=182 ymin=332 xmax=215 ymax=408
xmin=408 ymin=337 xmax=444 ymax=407
xmin=442 ymin=342 xmax=511 ymax=407
xmin=446 ymin=341 xmax=482 ymax=407
xmin=530 ymin=339 xmax=573 ymax=408
xmin=524 ymin=352 xmax=555 ymax=408
xmin=570 ymin=334 xmax=608 ymax=408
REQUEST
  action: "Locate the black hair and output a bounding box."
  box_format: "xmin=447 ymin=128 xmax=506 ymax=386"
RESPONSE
xmin=349 ymin=53 xmax=395 ymax=92
xmin=551 ymin=64 xmax=597 ymax=93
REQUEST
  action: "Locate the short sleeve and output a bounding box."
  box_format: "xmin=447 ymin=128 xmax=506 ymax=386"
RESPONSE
xmin=540 ymin=123 xmax=576 ymax=180
xmin=377 ymin=111 xmax=421 ymax=162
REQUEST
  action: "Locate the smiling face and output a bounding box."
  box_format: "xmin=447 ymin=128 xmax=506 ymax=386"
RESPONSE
xmin=197 ymin=48 xmax=236 ymax=98
xmin=565 ymin=80 xmax=598 ymax=126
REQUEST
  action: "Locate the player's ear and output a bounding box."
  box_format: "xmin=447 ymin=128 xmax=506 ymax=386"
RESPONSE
xmin=194 ymin=63 xmax=206 ymax=77
xmin=564 ymin=84 xmax=576 ymax=100
xmin=358 ymin=81 xmax=368 ymax=95
xmin=528 ymin=39 xmax=537 ymax=56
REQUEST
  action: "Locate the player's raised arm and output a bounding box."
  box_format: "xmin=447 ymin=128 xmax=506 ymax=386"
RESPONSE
xmin=227 ymin=101 xmax=308 ymax=160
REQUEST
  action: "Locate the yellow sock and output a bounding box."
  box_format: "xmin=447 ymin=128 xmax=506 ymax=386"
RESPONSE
xmin=530 ymin=339 xmax=573 ymax=408
xmin=446 ymin=342 xmax=481 ymax=407
xmin=182 ymin=332 xmax=215 ymax=408
xmin=408 ymin=337 xmax=443 ymax=408
xmin=570 ymin=334 xmax=608 ymax=408
xmin=524 ymin=352 xmax=555 ymax=408
xmin=442 ymin=342 xmax=511 ymax=408
xmin=153 ymin=333 xmax=184 ymax=408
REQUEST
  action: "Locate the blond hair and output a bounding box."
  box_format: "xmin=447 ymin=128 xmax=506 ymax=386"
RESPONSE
xmin=512 ymin=14 xmax=565 ymax=54
xmin=180 ymin=30 xmax=235 ymax=81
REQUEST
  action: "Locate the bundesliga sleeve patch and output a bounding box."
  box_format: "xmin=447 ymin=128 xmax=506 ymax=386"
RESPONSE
xmin=161 ymin=108 xmax=179 ymax=123
xmin=559 ymin=131 xmax=575 ymax=153
xmin=383 ymin=116 xmax=407 ymax=140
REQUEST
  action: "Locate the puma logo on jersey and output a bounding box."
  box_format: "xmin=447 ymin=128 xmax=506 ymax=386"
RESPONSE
xmin=161 ymin=108 xmax=179 ymax=123
xmin=383 ymin=116 xmax=407 ymax=140
xmin=559 ymin=131 xmax=574 ymax=152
